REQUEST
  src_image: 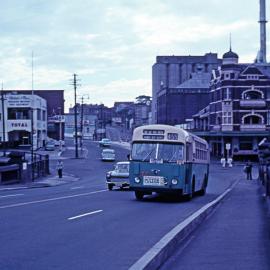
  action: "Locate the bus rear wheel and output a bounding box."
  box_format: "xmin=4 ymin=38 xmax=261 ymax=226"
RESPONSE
xmin=135 ymin=191 xmax=144 ymax=200
xmin=187 ymin=178 xmax=195 ymax=200
xmin=198 ymin=175 xmax=207 ymax=196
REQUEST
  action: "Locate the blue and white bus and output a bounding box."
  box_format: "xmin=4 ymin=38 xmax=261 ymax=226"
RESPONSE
xmin=129 ymin=125 xmax=210 ymax=200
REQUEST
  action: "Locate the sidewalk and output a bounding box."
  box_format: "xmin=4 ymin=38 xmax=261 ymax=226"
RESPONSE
xmin=0 ymin=173 xmax=79 ymax=191
xmin=163 ymin=178 xmax=270 ymax=270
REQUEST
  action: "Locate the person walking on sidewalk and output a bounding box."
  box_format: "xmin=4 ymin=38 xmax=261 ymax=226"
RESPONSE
xmin=57 ymin=160 xmax=63 ymax=178
xmin=245 ymin=160 xmax=253 ymax=180
xmin=220 ymin=155 xmax=226 ymax=168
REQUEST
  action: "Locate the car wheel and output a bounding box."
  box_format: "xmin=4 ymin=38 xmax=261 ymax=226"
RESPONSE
xmin=135 ymin=191 xmax=144 ymax=200
xmin=108 ymin=184 xmax=113 ymax=191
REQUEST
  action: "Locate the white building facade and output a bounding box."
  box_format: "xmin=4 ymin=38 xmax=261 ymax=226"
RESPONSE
xmin=0 ymin=93 xmax=47 ymax=150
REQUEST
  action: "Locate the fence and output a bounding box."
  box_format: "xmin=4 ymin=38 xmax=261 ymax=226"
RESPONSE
xmin=0 ymin=151 xmax=50 ymax=183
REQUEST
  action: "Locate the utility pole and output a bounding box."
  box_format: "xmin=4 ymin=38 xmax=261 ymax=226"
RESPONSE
xmin=1 ymin=83 xmax=6 ymax=156
xmin=72 ymin=74 xmax=79 ymax=158
xmin=58 ymin=107 xmax=63 ymax=151
xmin=80 ymin=96 xmax=84 ymax=148
xmin=31 ymin=51 xmax=35 ymax=181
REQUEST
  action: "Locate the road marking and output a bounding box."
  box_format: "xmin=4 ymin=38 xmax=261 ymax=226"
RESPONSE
xmin=68 ymin=210 xmax=103 ymax=220
xmin=0 ymin=194 xmax=24 ymax=199
xmin=0 ymin=189 xmax=107 ymax=209
xmin=70 ymin=186 xmax=84 ymax=190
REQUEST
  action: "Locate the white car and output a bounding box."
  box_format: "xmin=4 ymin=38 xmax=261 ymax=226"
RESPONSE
xmin=101 ymin=149 xmax=115 ymax=161
xmin=99 ymin=138 xmax=111 ymax=147
xmin=106 ymin=161 xmax=130 ymax=190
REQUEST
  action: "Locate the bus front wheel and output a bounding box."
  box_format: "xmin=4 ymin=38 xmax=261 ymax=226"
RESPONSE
xmin=135 ymin=191 xmax=144 ymax=200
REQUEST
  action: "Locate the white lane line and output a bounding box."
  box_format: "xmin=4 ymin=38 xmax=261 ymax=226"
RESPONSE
xmin=0 ymin=194 xmax=24 ymax=199
xmin=68 ymin=210 xmax=103 ymax=220
xmin=70 ymin=186 xmax=84 ymax=190
xmin=0 ymin=189 xmax=107 ymax=209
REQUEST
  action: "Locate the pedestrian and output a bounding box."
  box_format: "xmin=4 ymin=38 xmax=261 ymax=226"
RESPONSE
xmin=57 ymin=160 xmax=63 ymax=178
xmin=245 ymin=160 xmax=253 ymax=180
xmin=220 ymin=156 xmax=226 ymax=168
xmin=227 ymin=157 xmax=233 ymax=167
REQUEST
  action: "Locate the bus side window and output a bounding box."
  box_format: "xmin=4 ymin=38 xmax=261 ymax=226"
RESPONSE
xmin=186 ymin=143 xmax=192 ymax=161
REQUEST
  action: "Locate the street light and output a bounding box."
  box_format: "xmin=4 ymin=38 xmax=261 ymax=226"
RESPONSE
xmin=79 ymin=94 xmax=89 ymax=148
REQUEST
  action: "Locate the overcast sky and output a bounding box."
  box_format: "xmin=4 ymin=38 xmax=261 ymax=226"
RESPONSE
xmin=0 ymin=0 xmax=269 ymax=111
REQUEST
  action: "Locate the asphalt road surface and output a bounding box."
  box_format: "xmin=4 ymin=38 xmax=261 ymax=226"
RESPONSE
xmin=0 ymin=139 xmax=244 ymax=270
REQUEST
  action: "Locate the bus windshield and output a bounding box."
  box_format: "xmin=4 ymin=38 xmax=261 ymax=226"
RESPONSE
xmin=131 ymin=142 xmax=184 ymax=163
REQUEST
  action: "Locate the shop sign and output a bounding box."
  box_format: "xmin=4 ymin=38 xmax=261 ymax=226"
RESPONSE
xmin=7 ymin=95 xmax=31 ymax=107
xmin=7 ymin=120 xmax=31 ymax=131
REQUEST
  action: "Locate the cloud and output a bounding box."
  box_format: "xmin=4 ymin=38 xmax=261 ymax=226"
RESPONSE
xmin=0 ymin=0 xmax=265 ymax=112
xmin=132 ymin=14 xmax=253 ymax=46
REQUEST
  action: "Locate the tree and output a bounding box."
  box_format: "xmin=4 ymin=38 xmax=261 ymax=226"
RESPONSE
xmin=135 ymin=95 xmax=152 ymax=105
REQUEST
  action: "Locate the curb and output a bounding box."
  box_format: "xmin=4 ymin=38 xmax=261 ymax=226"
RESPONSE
xmin=0 ymin=175 xmax=79 ymax=191
xmin=129 ymin=180 xmax=240 ymax=270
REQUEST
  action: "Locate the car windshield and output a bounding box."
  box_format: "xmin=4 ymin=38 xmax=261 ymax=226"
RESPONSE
xmin=115 ymin=164 xmax=129 ymax=172
xmin=103 ymin=149 xmax=114 ymax=153
xmin=131 ymin=142 xmax=184 ymax=163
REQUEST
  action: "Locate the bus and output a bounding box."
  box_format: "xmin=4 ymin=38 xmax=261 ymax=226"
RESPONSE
xmin=129 ymin=124 xmax=210 ymax=200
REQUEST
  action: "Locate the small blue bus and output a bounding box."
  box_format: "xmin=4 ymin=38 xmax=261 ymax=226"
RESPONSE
xmin=129 ymin=125 xmax=210 ymax=200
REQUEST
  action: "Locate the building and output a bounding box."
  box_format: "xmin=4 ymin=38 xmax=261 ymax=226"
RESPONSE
xmin=0 ymin=93 xmax=47 ymax=150
xmin=64 ymin=113 xmax=97 ymax=140
xmin=152 ymin=53 xmax=222 ymax=124
xmin=157 ymin=72 xmax=211 ymax=125
xmin=2 ymin=90 xmax=65 ymax=143
xmin=192 ymin=49 xmax=270 ymax=159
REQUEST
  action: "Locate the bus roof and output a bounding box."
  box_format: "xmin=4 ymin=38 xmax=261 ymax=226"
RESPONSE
xmin=132 ymin=124 xmax=206 ymax=144
xmin=132 ymin=124 xmax=208 ymax=146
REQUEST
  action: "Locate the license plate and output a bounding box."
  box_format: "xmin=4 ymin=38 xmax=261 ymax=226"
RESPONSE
xmin=143 ymin=176 xmax=164 ymax=186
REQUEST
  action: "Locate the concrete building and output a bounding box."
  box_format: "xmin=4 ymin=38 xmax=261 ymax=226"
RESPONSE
xmin=152 ymin=53 xmax=222 ymax=124
xmin=2 ymin=90 xmax=65 ymax=143
xmin=0 ymin=93 xmax=47 ymax=150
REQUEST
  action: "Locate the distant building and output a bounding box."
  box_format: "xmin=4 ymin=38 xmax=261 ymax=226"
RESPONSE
xmin=192 ymin=49 xmax=270 ymax=159
xmin=0 ymin=93 xmax=47 ymax=149
xmin=152 ymin=53 xmax=222 ymax=124
xmin=133 ymin=96 xmax=152 ymax=127
xmin=64 ymin=113 xmax=97 ymax=140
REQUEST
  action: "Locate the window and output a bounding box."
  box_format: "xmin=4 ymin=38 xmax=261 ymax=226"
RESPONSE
xmin=243 ymin=115 xmax=263 ymax=125
xmin=223 ymin=112 xmax=233 ymax=124
xmin=8 ymin=108 xmax=30 ymax=120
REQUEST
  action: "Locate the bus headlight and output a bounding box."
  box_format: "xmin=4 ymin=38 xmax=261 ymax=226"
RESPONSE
xmin=135 ymin=177 xmax=140 ymax=183
xmin=172 ymin=179 xmax=178 ymax=185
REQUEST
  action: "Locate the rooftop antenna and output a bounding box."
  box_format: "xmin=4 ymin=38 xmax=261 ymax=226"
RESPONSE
xmin=229 ymin=33 xmax=232 ymax=51
xmin=31 ymin=51 xmax=34 ymax=95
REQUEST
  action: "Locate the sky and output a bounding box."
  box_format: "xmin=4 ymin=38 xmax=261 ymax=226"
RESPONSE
xmin=0 ymin=0 xmax=269 ymax=112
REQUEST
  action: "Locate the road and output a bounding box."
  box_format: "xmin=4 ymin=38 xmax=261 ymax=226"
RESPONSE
xmin=0 ymin=139 xmax=244 ymax=270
